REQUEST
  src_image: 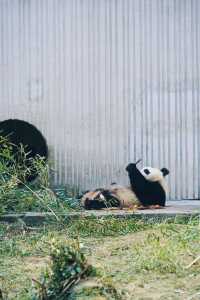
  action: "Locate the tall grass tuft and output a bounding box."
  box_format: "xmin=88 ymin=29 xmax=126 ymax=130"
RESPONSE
xmin=31 ymin=239 xmax=95 ymax=300
xmin=0 ymin=135 xmax=77 ymax=215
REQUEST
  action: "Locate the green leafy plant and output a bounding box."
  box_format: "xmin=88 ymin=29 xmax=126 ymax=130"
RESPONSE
xmin=0 ymin=135 xmax=80 ymax=215
xmin=0 ymin=136 xmax=48 ymax=214
xmin=32 ymin=239 xmax=95 ymax=300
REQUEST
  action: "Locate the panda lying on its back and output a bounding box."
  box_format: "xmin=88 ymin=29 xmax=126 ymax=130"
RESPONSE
xmin=81 ymin=161 xmax=169 ymax=210
xmin=126 ymin=162 xmax=169 ymax=207
xmin=81 ymin=184 xmax=140 ymax=210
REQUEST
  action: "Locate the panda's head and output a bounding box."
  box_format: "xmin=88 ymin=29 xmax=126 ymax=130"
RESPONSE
xmin=141 ymin=166 xmax=169 ymax=193
xmin=141 ymin=167 xmax=169 ymax=182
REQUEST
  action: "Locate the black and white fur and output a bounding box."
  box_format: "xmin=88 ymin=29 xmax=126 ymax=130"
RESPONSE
xmin=80 ymin=184 xmax=140 ymax=210
xmin=126 ymin=163 xmax=169 ymax=207
xmin=81 ymin=162 xmax=169 ymax=210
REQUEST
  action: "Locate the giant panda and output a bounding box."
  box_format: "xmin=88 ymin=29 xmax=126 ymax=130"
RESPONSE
xmin=80 ymin=184 xmax=140 ymax=210
xmin=81 ymin=161 xmax=169 ymax=210
xmin=126 ymin=162 xmax=169 ymax=207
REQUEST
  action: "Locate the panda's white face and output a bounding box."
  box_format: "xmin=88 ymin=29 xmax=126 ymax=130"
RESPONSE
xmin=140 ymin=166 xmax=168 ymax=194
xmin=141 ymin=167 xmax=164 ymax=182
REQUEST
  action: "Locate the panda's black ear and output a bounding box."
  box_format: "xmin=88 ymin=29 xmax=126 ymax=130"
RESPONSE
xmin=161 ymin=168 xmax=169 ymax=177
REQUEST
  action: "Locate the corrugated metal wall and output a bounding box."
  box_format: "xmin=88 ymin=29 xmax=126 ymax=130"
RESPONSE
xmin=0 ymin=0 xmax=200 ymax=199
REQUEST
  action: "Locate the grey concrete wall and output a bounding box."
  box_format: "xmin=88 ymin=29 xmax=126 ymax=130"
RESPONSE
xmin=0 ymin=0 xmax=200 ymax=199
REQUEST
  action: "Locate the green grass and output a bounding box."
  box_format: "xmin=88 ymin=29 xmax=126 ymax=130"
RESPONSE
xmin=1 ymin=217 xmax=200 ymax=299
xmin=0 ymin=186 xmax=82 ymax=214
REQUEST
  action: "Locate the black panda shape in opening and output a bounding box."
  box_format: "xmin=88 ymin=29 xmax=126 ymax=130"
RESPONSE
xmin=0 ymin=119 xmax=48 ymax=182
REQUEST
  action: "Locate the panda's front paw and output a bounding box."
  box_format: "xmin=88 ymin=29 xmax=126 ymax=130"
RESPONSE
xmin=126 ymin=163 xmax=136 ymax=172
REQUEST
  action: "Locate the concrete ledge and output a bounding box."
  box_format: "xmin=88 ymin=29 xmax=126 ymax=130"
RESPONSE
xmin=0 ymin=201 xmax=200 ymax=226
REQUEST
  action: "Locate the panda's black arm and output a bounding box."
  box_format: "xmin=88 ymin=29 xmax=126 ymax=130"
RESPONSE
xmin=126 ymin=163 xmax=148 ymax=190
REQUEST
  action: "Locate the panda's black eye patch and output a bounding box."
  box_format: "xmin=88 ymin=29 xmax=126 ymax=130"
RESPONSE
xmin=144 ymin=169 xmax=150 ymax=175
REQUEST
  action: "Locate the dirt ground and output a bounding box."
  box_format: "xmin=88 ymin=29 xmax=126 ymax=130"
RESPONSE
xmin=1 ymin=220 xmax=200 ymax=299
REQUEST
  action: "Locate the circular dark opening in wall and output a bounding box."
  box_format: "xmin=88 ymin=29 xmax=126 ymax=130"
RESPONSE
xmin=0 ymin=119 xmax=48 ymax=182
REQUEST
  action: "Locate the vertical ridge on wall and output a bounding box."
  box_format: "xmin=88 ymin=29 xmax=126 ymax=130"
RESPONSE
xmin=196 ymin=0 xmax=200 ymax=197
xmin=0 ymin=0 xmax=200 ymax=199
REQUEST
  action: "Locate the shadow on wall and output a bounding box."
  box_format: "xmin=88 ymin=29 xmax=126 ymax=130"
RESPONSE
xmin=0 ymin=119 xmax=48 ymax=181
